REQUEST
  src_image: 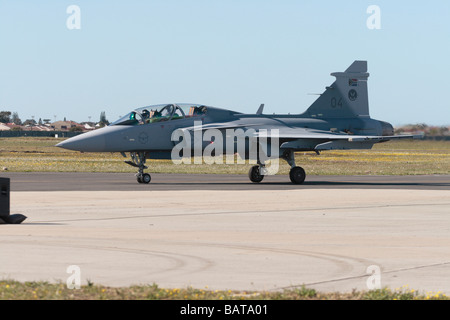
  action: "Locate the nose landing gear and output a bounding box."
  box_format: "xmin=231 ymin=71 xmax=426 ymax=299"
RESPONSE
xmin=125 ymin=152 xmax=152 ymax=184
xmin=137 ymin=172 xmax=151 ymax=184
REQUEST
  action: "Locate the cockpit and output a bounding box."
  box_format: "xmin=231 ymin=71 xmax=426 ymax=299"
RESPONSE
xmin=111 ymin=103 xmax=208 ymax=126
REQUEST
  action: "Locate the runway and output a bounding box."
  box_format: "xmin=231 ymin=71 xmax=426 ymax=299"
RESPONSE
xmin=1 ymin=173 xmax=450 ymax=294
xmin=4 ymin=172 xmax=450 ymax=191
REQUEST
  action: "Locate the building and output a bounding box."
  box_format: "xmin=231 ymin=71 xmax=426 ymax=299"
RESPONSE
xmin=51 ymin=120 xmax=84 ymax=131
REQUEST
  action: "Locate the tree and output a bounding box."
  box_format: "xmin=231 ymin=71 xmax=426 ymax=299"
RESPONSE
xmin=69 ymin=126 xmax=83 ymax=132
xmin=0 ymin=111 xmax=11 ymax=123
xmin=11 ymin=112 xmax=22 ymax=125
xmin=99 ymin=111 xmax=109 ymax=127
xmin=439 ymin=126 xmax=449 ymax=135
xmin=23 ymin=119 xmax=36 ymax=126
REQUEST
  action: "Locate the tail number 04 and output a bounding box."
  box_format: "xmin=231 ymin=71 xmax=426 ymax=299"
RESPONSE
xmin=331 ymin=97 xmax=343 ymax=108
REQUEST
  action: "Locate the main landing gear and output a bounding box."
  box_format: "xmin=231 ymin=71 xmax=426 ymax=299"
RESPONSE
xmin=248 ymin=165 xmax=265 ymax=183
xmin=125 ymin=152 xmax=152 ymax=184
xmin=289 ymin=166 xmax=306 ymax=184
xmin=247 ymin=150 xmax=306 ymax=184
xmin=283 ymin=149 xmax=306 ymax=184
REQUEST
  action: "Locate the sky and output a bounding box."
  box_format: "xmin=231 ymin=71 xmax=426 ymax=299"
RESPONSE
xmin=1 ymin=0 xmax=449 ymax=126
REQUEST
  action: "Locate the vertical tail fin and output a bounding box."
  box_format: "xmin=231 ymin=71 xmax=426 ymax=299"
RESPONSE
xmin=304 ymin=61 xmax=370 ymax=118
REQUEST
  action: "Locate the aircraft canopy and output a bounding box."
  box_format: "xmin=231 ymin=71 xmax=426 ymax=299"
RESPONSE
xmin=111 ymin=103 xmax=208 ymax=126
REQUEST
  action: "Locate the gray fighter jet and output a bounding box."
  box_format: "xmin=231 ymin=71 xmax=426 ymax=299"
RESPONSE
xmin=56 ymin=61 xmax=419 ymax=184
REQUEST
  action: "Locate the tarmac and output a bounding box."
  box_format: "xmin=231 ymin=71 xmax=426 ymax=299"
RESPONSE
xmin=1 ymin=172 xmax=450 ymax=294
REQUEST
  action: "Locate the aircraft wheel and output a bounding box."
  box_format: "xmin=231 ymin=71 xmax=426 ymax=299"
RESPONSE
xmin=142 ymin=173 xmax=151 ymax=184
xmin=137 ymin=174 xmax=143 ymax=183
xmin=289 ymin=166 xmax=306 ymax=184
xmin=248 ymin=165 xmax=264 ymax=183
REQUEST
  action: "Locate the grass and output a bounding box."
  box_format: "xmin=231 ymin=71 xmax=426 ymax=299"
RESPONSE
xmin=0 ymin=280 xmax=448 ymax=300
xmin=0 ymin=137 xmax=449 ymax=175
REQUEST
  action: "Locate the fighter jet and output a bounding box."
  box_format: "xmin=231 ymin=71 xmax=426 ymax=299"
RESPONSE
xmin=56 ymin=61 xmax=420 ymax=184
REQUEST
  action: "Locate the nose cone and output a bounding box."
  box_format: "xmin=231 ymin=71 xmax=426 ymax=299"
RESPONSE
xmin=56 ymin=128 xmax=107 ymax=152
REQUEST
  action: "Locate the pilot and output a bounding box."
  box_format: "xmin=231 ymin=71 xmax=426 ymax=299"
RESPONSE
xmin=192 ymin=106 xmax=205 ymax=116
xmin=196 ymin=106 xmax=207 ymax=115
xmin=141 ymin=109 xmax=150 ymax=123
xmin=141 ymin=109 xmax=150 ymax=119
xmin=150 ymin=110 xmax=162 ymax=123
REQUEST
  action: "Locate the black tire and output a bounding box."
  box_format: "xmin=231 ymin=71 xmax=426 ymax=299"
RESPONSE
xmin=248 ymin=165 xmax=264 ymax=183
xmin=142 ymin=173 xmax=151 ymax=184
xmin=137 ymin=174 xmax=143 ymax=183
xmin=289 ymin=166 xmax=306 ymax=184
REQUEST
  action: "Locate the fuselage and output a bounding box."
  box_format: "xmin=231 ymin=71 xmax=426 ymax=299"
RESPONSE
xmin=56 ymin=103 xmax=393 ymax=158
